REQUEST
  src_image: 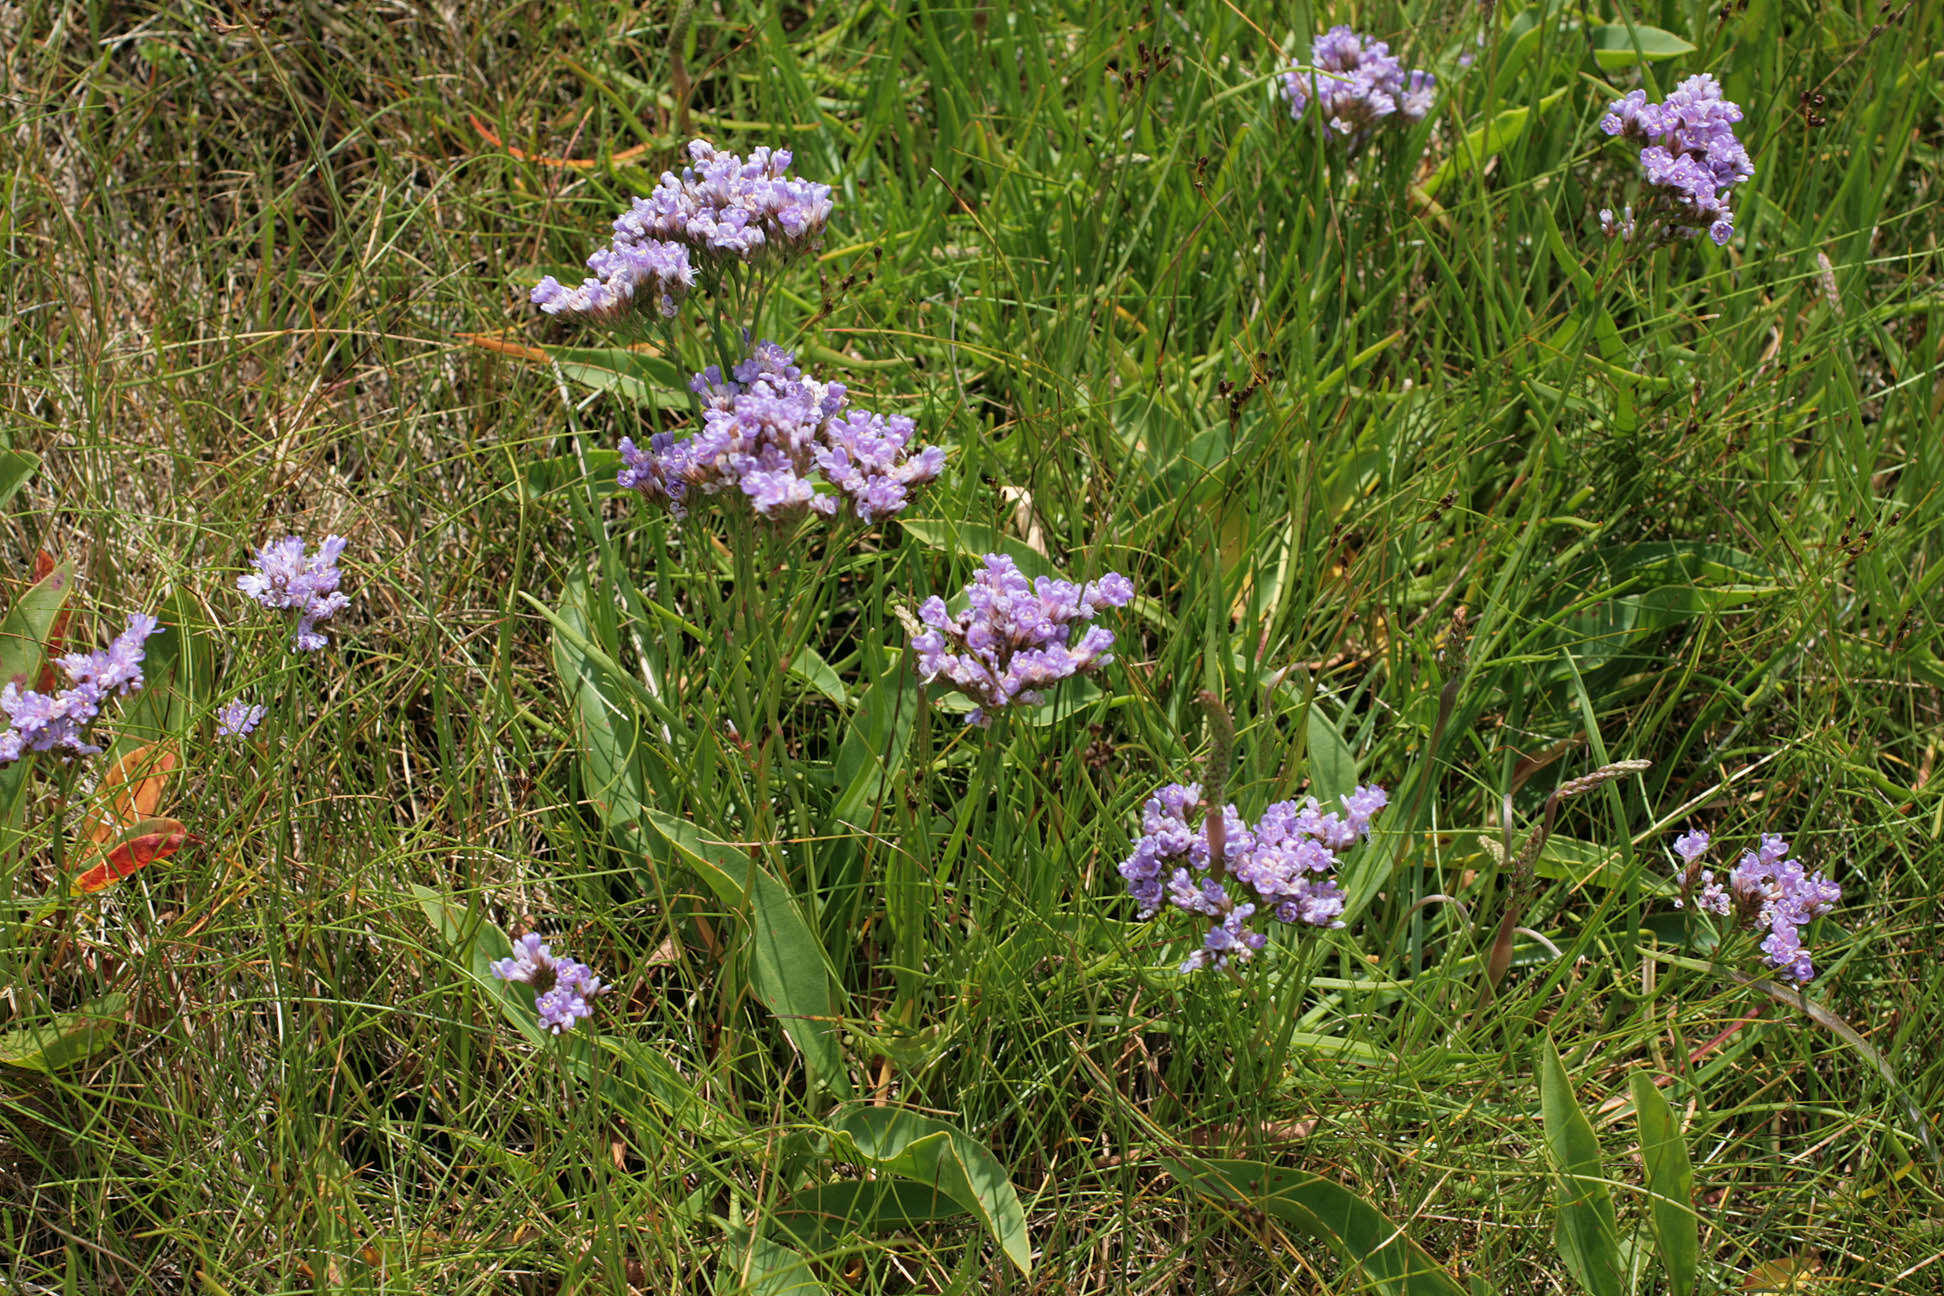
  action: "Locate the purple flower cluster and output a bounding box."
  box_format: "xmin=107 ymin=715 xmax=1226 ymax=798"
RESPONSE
xmin=1673 ymin=829 xmax=1841 ymax=982
xmin=238 ymin=535 xmax=349 ymax=651
xmin=531 ymin=139 xmax=833 ymax=319
xmin=492 ymin=932 xmax=606 ymax=1034
xmin=1120 ymin=782 xmax=1388 ymax=972
xmin=617 ymin=341 xmax=944 ymax=522
xmin=530 ymin=237 xmax=694 ymax=320
xmin=1599 ymin=74 xmax=1753 ymax=246
xmin=0 ymin=614 xmax=160 ymax=763
xmin=1279 ymin=26 xmax=1435 ymax=145
xmin=909 ymin=555 xmax=1133 ymax=725
xmin=216 ymin=698 xmax=267 ymax=739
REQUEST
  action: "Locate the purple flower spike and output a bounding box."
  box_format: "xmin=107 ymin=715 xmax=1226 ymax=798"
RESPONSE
xmin=1120 ymin=781 xmax=1386 ymax=972
xmin=492 ymin=932 xmax=606 ymax=1035
xmin=908 ymin=555 xmax=1134 ymax=725
xmin=0 ymin=613 xmax=161 ymax=764
xmin=216 ymin=699 xmax=268 ymax=739
xmin=1598 ymin=73 xmax=1751 ymax=246
xmin=616 ymin=341 xmax=943 ymax=523
xmin=1279 ymin=26 xmax=1435 ymax=148
xmin=239 ymin=534 xmax=350 ymax=652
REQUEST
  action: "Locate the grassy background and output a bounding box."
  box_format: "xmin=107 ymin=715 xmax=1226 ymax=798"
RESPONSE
xmin=3 ymin=0 xmax=1942 ymax=1290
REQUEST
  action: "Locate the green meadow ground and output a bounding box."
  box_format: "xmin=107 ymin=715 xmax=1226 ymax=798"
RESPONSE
xmin=3 ymin=0 xmax=1942 ymax=1291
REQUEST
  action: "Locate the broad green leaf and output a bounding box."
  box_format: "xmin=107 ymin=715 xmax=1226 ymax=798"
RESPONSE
xmin=1588 ymin=24 xmax=1696 ymax=69
xmin=718 ymin=1228 xmax=829 ymax=1296
xmin=1631 ymin=1072 xmax=1699 ymax=1296
xmin=830 ymin=1105 xmax=1031 ymax=1275
xmin=108 ymin=616 xmax=190 ymax=748
xmin=789 ymin=645 xmax=851 ymax=709
xmin=771 ymin=1178 xmax=975 ymax=1254
xmin=832 ymin=671 xmax=919 ymax=826
xmin=0 ymin=450 xmax=37 ymax=512
xmin=553 ymin=574 xmax=652 ymax=837
xmin=0 ymin=559 xmax=75 ymax=687
xmin=0 ymin=561 xmax=77 ymax=847
xmin=522 ymin=449 xmax=627 ymax=502
xmin=1306 ymin=703 xmax=1357 ymax=804
xmin=0 ymin=993 xmax=128 ymax=1073
xmin=548 ymin=345 xmax=688 ymax=406
xmin=1538 ymin=1035 xmax=1624 ymax=1296
xmin=1421 ymin=88 xmax=1565 ymax=200
xmin=597 ymin=1035 xmax=719 ymax=1133
xmin=645 ymin=809 xmax=851 ymax=1099
xmin=1423 ymin=106 xmax=1527 ymax=200
xmin=1166 ymin=1156 xmax=1466 ymax=1296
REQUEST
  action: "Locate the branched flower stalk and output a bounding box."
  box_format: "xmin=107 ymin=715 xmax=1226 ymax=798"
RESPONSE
xmin=1482 ymin=759 xmax=1651 ymax=1001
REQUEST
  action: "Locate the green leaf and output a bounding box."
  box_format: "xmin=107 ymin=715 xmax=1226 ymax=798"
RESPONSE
xmin=552 ymin=574 xmax=652 ymax=838
xmin=1306 ymin=702 xmax=1357 ymax=804
xmin=645 ymin=809 xmax=851 ymax=1100
xmin=771 ymin=1178 xmax=975 ymax=1254
xmin=1423 ymin=106 xmax=1526 ymax=200
xmin=522 ymin=449 xmax=627 ymax=502
xmin=548 ymin=346 xmax=688 ymax=406
xmin=0 ymin=450 xmax=38 ymax=512
xmin=718 ymin=1228 xmax=830 ymax=1296
xmin=1166 ymin=1156 xmax=1466 ymax=1296
xmin=789 ymin=645 xmax=851 ymax=709
xmin=407 ymin=884 xmax=541 ymax=1043
xmin=0 ymin=560 xmax=78 ymax=845
xmin=832 ymin=671 xmax=919 ymax=826
xmin=597 ymin=1035 xmax=718 ymax=1133
xmin=1421 ymin=88 xmax=1565 ymax=200
xmin=1630 ymin=1072 xmax=1699 ymax=1296
xmin=1588 ymin=24 xmax=1696 ymax=69
xmin=830 ymin=1106 xmax=1031 ymax=1275
xmin=0 ymin=559 xmax=75 ymax=688
xmin=0 ymin=993 xmax=128 ymax=1073
xmin=1538 ymin=1035 xmax=1624 ymax=1296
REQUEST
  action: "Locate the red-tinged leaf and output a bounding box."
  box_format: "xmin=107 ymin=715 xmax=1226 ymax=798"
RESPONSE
xmin=74 ymin=818 xmax=190 ymax=894
xmin=87 ymin=742 xmax=179 ymax=844
xmin=0 ymin=560 xmax=74 ymax=691
xmin=30 ymin=551 xmax=71 ymax=691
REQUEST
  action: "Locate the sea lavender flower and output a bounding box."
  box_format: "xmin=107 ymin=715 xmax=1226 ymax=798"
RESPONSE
xmin=616 ymin=341 xmax=943 ymax=522
xmin=238 ymin=534 xmax=349 ymax=651
xmin=908 ymin=555 xmax=1133 ymax=725
xmin=0 ymin=614 xmax=160 ymax=764
xmin=492 ymin=932 xmax=606 ymax=1035
xmin=530 ymin=139 xmax=833 ymax=320
xmin=625 ymin=139 xmax=834 ymax=260
xmin=1120 ymin=781 xmax=1387 ymax=972
xmin=1670 ymin=828 xmax=1840 ymax=982
xmin=531 ymin=237 xmax=694 ymax=320
xmin=1598 ymin=74 xmax=1752 ymax=245
xmin=216 ymin=699 xmax=267 ymax=739
xmin=1279 ymin=26 xmax=1436 ymax=146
